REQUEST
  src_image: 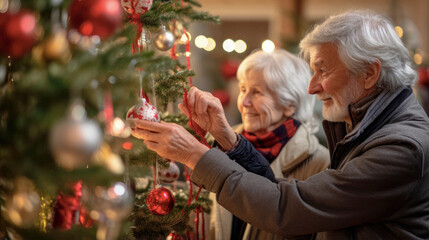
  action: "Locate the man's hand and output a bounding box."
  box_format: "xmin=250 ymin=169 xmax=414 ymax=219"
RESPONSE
xmin=130 ymin=120 xmax=209 ymax=169
xmin=179 ymin=87 xmax=237 ymax=150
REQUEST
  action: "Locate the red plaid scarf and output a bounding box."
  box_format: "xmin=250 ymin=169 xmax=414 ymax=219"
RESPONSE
xmin=242 ymin=118 xmax=300 ymax=163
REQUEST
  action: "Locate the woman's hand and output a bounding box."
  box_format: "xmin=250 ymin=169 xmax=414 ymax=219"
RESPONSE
xmin=178 ymin=87 xmax=237 ymax=150
xmin=130 ymin=120 xmax=209 ymax=169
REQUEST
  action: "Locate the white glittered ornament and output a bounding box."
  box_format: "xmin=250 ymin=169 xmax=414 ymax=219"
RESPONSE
xmin=121 ymin=0 xmax=153 ymax=15
xmin=126 ymin=98 xmax=160 ymax=127
xmin=159 ymin=161 xmax=180 ymax=184
xmin=49 ymin=100 xmax=103 ymax=171
xmin=153 ymin=25 xmax=175 ymax=51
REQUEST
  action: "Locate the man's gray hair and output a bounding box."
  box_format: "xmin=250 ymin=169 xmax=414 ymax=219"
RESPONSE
xmin=299 ymin=10 xmax=417 ymax=91
xmin=236 ymin=49 xmax=315 ymax=124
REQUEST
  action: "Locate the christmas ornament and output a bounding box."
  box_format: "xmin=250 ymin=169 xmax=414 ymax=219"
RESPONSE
xmin=42 ymin=27 xmax=72 ymax=63
xmin=82 ymin=182 xmax=133 ymax=221
xmin=153 ymin=25 xmax=175 ymax=51
xmin=82 ymin=182 xmax=133 ymax=240
xmin=418 ymin=66 xmax=429 ymax=87
xmin=220 ymin=59 xmax=240 ymax=80
xmin=166 ymin=232 xmax=183 ymax=240
xmin=136 ymin=27 xmax=152 ymax=52
xmin=49 ymin=100 xmax=103 ymax=171
xmin=53 ymin=181 xmax=84 ymax=230
xmin=0 ymin=10 xmax=38 ymax=59
xmin=121 ymin=0 xmax=153 ymax=15
xmin=126 ymin=97 xmax=160 ymax=128
xmin=159 ymin=161 xmax=180 ymax=184
xmin=146 ymin=187 xmax=175 ymax=215
xmin=4 ymin=177 xmax=41 ymax=227
xmin=37 ymin=195 xmax=53 ymax=232
xmin=211 ymin=89 xmax=230 ymax=107
xmin=68 ymin=0 xmax=123 ymax=40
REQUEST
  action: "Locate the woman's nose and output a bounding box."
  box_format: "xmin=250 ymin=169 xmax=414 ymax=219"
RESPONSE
xmin=242 ymin=93 xmax=252 ymax=107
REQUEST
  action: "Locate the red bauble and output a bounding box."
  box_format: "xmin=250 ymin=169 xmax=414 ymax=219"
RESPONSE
xmin=418 ymin=67 xmax=429 ymax=87
xmin=166 ymin=233 xmax=183 ymax=240
xmin=0 ymin=10 xmax=38 ymax=59
xmin=159 ymin=161 xmax=180 ymax=184
xmin=220 ymin=59 xmax=240 ymax=80
xmin=126 ymin=98 xmax=160 ymax=126
xmin=211 ymin=89 xmax=230 ymax=107
xmin=69 ymin=0 xmax=123 ymax=40
xmin=146 ymin=187 xmax=174 ymax=215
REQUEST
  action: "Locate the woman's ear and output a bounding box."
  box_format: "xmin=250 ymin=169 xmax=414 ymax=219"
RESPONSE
xmin=283 ymin=104 xmax=297 ymax=118
xmin=364 ymin=59 xmax=381 ymax=90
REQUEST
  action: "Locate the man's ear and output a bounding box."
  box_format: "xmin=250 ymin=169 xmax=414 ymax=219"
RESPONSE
xmin=283 ymin=104 xmax=297 ymax=118
xmin=364 ymin=59 xmax=381 ymax=90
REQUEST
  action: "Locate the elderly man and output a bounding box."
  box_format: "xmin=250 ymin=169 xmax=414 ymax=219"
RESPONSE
xmin=131 ymin=10 xmax=429 ymax=239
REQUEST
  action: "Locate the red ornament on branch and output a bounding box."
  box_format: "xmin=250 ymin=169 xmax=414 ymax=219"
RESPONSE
xmin=146 ymin=187 xmax=175 ymax=215
xmin=68 ymin=0 xmax=123 ymax=40
xmin=220 ymin=59 xmax=240 ymax=80
xmin=0 ymin=10 xmax=38 ymax=59
xmin=211 ymin=89 xmax=230 ymax=107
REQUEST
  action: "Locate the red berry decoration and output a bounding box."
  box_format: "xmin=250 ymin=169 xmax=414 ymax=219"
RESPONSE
xmin=0 ymin=10 xmax=38 ymax=59
xmin=146 ymin=187 xmax=174 ymax=215
xmin=68 ymin=0 xmax=123 ymax=40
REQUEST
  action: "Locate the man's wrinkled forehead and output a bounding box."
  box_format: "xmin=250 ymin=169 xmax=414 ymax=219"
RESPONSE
xmin=308 ymin=45 xmax=322 ymax=69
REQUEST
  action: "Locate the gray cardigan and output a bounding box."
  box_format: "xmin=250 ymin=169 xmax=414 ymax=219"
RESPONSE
xmin=191 ymin=87 xmax=429 ymax=240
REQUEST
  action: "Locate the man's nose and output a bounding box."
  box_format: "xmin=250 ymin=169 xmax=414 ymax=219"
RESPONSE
xmin=308 ymin=75 xmax=322 ymax=95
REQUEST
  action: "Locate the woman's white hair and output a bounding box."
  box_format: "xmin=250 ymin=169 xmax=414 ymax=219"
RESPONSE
xmin=236 ymin=49 xmax=315 ymax=125
xmin=299 ymin=10 xmax=417 ymax=91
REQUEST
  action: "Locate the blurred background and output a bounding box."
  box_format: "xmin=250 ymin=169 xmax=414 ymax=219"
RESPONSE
xmin=179 ymin=0 xmax=429 ymax=126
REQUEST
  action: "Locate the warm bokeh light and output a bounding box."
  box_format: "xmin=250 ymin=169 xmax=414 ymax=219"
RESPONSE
xmin=204 ymin=37 xmax=216 ymax=51
xmin=223 ymin=39 xmax=235 ymax=52
xmin=122 ymin=142 xmax=133 ymax=150
xmin=414 ymin=53 xmax=423 ymax=65
xmin=235 ymin=39 xmax=247 ymax=53
xmin=395 ymin=26 xmax=403 ymax=38
xmin=262 ymin=39 xmax=275 ymax=52
xmin=195 ymin=35 xmax=208 ymax=48
xmin=0 ymin=0 xmax=8 ymax=13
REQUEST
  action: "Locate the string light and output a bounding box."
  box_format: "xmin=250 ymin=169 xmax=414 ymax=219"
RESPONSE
xmin=234 ymin=39 xmax=247 ymax=53
xmin=204 ymin=38 xmax=216 ymax=51
xmin=262 ymin=39 xmax=275 ymax=52
xmin=195 ymin=35 xmax=208 ymax=48
xmin=223 ymin=39 xmax=235 ymax=52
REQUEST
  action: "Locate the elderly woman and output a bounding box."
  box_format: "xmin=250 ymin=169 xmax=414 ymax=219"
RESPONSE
xmin=209 ymin=50 xmax=330 ymax=240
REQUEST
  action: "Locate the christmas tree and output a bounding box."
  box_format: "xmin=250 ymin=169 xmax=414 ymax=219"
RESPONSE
xmin=0 ymin=0 xmax=218 ymax=239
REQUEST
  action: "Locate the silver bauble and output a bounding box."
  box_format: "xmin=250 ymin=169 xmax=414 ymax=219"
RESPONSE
xmin=153 ymin=25 xmax=175 ymax=51
xmin=4 ymin=177 xmax=41 ymax=227
xmin=49 ymin=101 xmax=103 ymax=171
xmin=82 ymin=182 xmax=134 ymax=221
